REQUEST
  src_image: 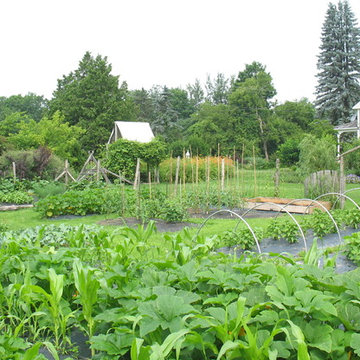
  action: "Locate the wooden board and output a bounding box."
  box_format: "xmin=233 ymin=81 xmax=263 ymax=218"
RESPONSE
xmin=244 ymin=197 xmax=332 ymax=214
xmin=0 ymin=204 xmax=33 ymax=211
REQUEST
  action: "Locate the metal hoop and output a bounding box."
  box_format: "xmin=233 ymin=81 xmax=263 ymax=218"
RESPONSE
xmin=237 ymin=202 xmax=307 ymax=251
xmin=195 ymin=209 xmax=262 ymax=253
xmin=278 ymin=198 xmax=341 ymax=245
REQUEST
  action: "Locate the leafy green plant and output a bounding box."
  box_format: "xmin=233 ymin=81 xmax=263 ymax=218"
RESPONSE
xmin=73 ymin=260 xmax=99 ymax=357
xmin=344 ymin=231 xmax=360 ymax=265
xmin=266 ymin=218 xmax=299 ymax=243
xmin=0 ymin=190 xmax=33 ymax=204
xmin=221 ymin=227 xmax=263 ymax=250
xmin=160 ymin=199 xmax=188 ymax=222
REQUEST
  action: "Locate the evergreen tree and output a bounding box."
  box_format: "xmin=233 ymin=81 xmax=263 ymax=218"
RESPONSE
xmin=49 ymin=52 xmax=136 ymax=151
xmin=316 ymin=1 xmax=360 ymax=125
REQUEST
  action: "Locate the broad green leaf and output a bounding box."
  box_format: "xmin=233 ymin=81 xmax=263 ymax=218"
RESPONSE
xmin=350 ymin=333 xmax=360 ymax=356
xmin=216 ymin=340 xmax=241 ymax=360
xmin=91 ymin=333 xmax=134 ymax=355
xmin=22 ymin=342 xmax=42 ymax=360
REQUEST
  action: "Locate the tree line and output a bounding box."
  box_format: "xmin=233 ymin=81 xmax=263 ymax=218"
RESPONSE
xmin=0 ymin=0 xmax=359 ymax=174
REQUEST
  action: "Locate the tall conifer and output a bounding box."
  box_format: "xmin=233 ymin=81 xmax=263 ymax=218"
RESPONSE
xmin=316 ymin=1 xmax=360 ymax=125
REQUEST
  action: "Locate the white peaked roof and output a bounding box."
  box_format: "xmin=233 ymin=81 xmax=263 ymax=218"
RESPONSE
xmin=353 ymin=101 xmax=360 ymax=110
xmin=108 ymin=121 xmax=155 ymax=143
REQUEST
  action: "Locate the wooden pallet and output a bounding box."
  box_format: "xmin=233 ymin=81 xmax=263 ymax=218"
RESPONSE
xmin=244 ymin=197 xmax=332 ymax=214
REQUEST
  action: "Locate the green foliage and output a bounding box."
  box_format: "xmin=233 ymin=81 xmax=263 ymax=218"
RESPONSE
xmin=266 ymin=218 xmax=299 ymax=244
xmin=0 ymin=224 xmax=360 ymax=358
xmin=298 ymin=135 xmax=337 ymax=176
xmin=0 ymin=148 xmax=64 ymax=180
xmin=277 ymin=138 xmax=300 ymax=166
xmin=7 ymin=111 xmax=84 ymax=165
xmin=221 ymin=227 xmax=264 ymax=249
xmin=316 ymin=1 xmax=360 ymax=125
xmin=102 ymin=138 xmax=167 ymax=180
xmin=31 ymin=182 xmax=66 ymax=199
xmin=344 ymin=231 xmax=360 ymax=265
xmin=274 ymin=99 xmax=315 ymax=131
xmin=0 ymin=93 xmax=48 ymax=122
xmin=160 ymin=199 xmax=188 ymax=223
xmin=49 ymin=51 xmax=137 ymax=151
xmin=344 ymin=139 xmax=360 ymax=176
xmin=0 ymin=190 xmax=33 ymax=204
xmin=35 ymin=188 xmax=115 ymax=217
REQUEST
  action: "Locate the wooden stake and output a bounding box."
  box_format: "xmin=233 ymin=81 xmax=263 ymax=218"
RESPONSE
xmin=96 ymin=159 xmax=100 ymax=182
xmin=12 ymin=162 xmax=16 ymax=183
xmin=339 ymin=156 xmax=345 ymax=209
xmin=148 ymin=172 xmax=152 ymax=199
xmin=174 ymin=156 xmax=180 ymax=195
xmin=221 ymin=158 xmax=225 ymax=192
xmin=133 ymin=158 xmax=141 ymax=190
xmin=253 ymin=145 xmax=257 ymax=197
xmin=274 ymin=158 xmax=280 ymax=197
xmin=169 ymin=151 xmax=173 ymax=184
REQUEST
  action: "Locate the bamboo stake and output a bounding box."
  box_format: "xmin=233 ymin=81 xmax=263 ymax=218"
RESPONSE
xmin=340 ymin=156 xmax=345 ymax=209
xmin=174 ymin=156 xmax=180 ymax=196
xmin=217 ymin=144 xmax=221 ymax=207
xmin=148 ymin=172 xmax=152 ymax=199
xmin=221 ymin=158 xmax=225 ymax=192
xmin=183 ymin=149 xmax=186 ymax=192
xmin=65 ymin=159 xmax=69 ymax=185
xmin=274 ymin=158 xmax=280 ymax=198
xmin=253 ymin=145 xmax=257 ymax=197
xmin=12 ymin=162 xmax=16 ymax=183
xmin=241 ymin=144 xmax=244 ymax=197
xmin=96 ymin=159 xmax=100 ymax=182
xmin=169 ymin=151 xmax=173 ymax=184
xmin=133 ymin=158 xmax=141 ymax=190
xmin=120 ymin=171 xmax=125 ymax=217
xmin=206 ymin=156 xmax=210 ymax=211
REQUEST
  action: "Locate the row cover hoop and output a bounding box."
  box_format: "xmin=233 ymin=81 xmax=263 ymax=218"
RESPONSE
xmin=195 ymin=209 xmax=262 ymax=253
xmin=276 ymin=198 xmax=341 ymax=246
xmin=197 ymin=191 xmax=360 ymax=254
xmin=238 ymin=202 xmax=308 ymax=251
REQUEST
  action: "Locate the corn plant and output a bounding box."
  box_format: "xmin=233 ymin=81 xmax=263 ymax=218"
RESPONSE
xmin=73 ymin=259 xmax=99 ymax=357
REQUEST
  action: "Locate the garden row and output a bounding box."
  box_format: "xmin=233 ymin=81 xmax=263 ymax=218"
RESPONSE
xmin=0 ymin=223 xmax=360 ymax=359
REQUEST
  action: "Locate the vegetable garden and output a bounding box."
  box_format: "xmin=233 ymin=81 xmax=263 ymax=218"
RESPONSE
xmin=1 ymin=167 xmax=360 ymax=359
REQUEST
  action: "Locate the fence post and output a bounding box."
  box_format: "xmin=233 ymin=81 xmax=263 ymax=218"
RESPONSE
xmin=274 ymin=158 xmax=280 ymax=197
xmin=12 ymin=162 xmax=16 ymax=183
xmin=339 ymin=156 xmax=345 ymax=209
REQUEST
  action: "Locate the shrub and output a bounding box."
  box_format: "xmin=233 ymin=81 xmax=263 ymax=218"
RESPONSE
xmin=0 ymin=190 xmax=33 ymax=204
xmin=277 ymin=138 xmax=300 ymax=166
xmin=297 ymin=135 xmax=337 ymax=176
xmin=160 ymin=199 xmax=188 ymax=222
xmin=0 ymin=148 xmax=64 ymax=180
xmin=101 ymin=138 xmax=167 ymax=180
xmin=221 ymin=227 xmax=264 ymax=250
xmin=344 ymin=231 xmax=360 ymax=265
xmin=32 ymin=181 xmax=66 ymax=199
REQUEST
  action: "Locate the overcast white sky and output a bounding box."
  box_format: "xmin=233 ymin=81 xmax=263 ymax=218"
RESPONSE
xmin=1 ymin=0 xmax=360 ymax=103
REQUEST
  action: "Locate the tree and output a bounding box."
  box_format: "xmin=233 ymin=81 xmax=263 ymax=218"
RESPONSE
xmin=187 ymin=102 xmax=234 ymax=153
xmin=186 ymin=79 xmax=204 ymax=109
xmin=49 ymin=51 xmax=136 ymax=151
xmin=315 ymin=1 xmax=360 ymax=125
xmin=8 ymin=111 xmax=84 ymax=165
xmin=229 ymin=63 xmax=276 ymax=160
xmin=205 ymin=73 xmax=230 ymax=104
xmin=274 ymin=99 xmax=315 ymax=131
xmin=0 ymin=93 xmax=48 ymax=122
xmin=298 ymin=135 xmax=337 ymax=175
